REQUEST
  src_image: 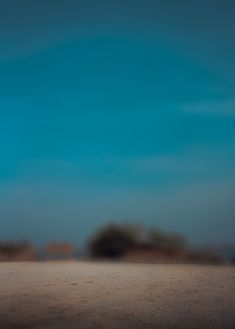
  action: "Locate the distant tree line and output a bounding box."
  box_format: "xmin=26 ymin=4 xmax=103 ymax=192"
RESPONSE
xmin=88 ymin=224 xmax=186 ymax=259
xmin=0 ymin=224 xmax=226 ymax=264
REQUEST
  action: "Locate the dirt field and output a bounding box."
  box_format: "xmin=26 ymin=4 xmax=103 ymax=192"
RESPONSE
xmin=0 ymin=262 xmax=235 ymax=329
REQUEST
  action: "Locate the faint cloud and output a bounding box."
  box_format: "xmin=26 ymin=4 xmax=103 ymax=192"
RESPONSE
xmin=117 ymin=146 xmax=235 ymax=179
xmin=184 ymin=99 xmax=235 ymax=117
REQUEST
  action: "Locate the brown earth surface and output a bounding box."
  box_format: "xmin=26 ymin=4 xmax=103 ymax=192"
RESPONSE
xmin=0 ymin=262 xmax=235 ymax=329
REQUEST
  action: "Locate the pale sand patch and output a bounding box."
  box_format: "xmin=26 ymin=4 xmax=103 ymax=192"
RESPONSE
xmin=0 ymin=262 xmax=235 ymax=329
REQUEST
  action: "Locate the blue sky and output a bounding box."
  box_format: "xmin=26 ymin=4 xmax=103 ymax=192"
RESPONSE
xmin=0 ymin=0 xmax=235 ymax=246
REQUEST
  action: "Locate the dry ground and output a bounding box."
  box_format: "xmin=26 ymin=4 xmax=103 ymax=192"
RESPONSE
xmin=0 ymin=262 xmax=235 ymax=329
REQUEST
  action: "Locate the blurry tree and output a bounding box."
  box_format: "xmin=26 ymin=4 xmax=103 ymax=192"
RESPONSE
xmin=0 ymin=241 xmax=31 ymax=255
xmin=88 ymin=224 xmax=138 ymax=259
xmin=149 ymin=229 xmax=186 ymax=253
xmin=148 ymin=229 xmax=167 ymax=250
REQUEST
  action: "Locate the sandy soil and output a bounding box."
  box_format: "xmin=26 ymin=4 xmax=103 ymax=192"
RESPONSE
xmin=0 ymin=262 xmax=235 ymax=329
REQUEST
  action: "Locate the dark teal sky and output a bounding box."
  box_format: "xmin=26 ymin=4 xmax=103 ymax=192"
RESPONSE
xmin=0 ymin=0 xmax=235 ymax=246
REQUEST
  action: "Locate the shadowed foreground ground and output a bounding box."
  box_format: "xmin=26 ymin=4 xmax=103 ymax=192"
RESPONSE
xmin=0 ymin=262 xmax=235 ymax=329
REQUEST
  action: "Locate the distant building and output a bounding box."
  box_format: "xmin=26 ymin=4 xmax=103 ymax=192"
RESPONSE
xmin=45 ymin=243 xmax=76 ymax=260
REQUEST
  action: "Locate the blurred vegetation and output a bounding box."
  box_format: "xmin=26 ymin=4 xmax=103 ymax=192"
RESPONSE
xmin=0 ymin=241 xmax=31 ymax=255
xmin=0 ymin=225 xmax=224 ymax=264
xmin=88 ymin=224 xmax=186 ymax=259
xmin=88 ymin=224 xmax=138 ymax=258
xmin=149 ymin=229 xmax=186 ymax=254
